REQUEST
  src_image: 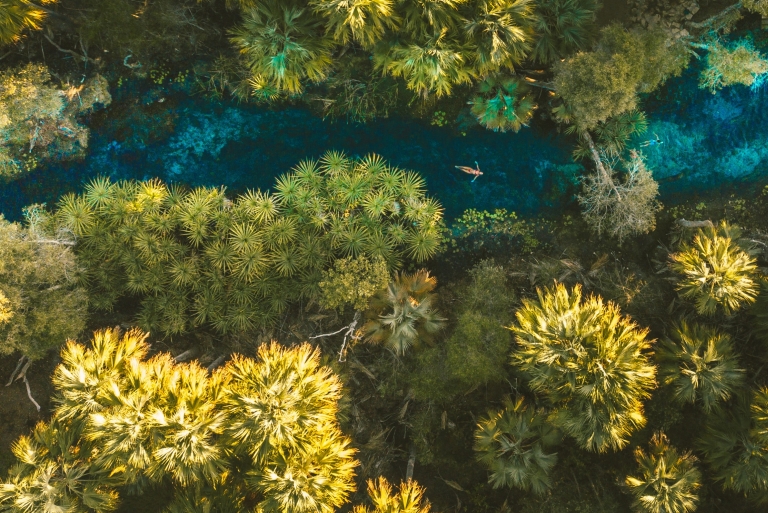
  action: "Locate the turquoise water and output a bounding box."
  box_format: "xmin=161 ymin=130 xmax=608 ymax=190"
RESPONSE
xmin=1 ymin=57 xmax=768 ymax=222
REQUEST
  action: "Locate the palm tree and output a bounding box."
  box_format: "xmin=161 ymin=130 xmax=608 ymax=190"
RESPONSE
xmin=624 ymin=432 xmax=701 ymax=513
xmin=657 ymin=321 xmax=744 ymax=412
xmin=669 ymin=222 xmax=758 ymax=316
xmin=0 ymin=0 xmax=52 ymax=46
xmin=510 ymin=283 xmax=656 ymax=452
xmin=229 ymin=0 xmax=336 ymax=95
xmin=474 ymin=397 xmax=560 ymax=494
xmin=469 ymin=74 xmax=535 ymax=132
xmin=463 ymin=0 xmax=536 ymax=75
xmin=310 ymin=0 xmax=400 ymax=49
xmin=353 ymin=477 xmax=434 ymax=513
xmin=363 ymin=269 xmax=446 ymax=354
xmin=399 ymin=0 xmax=464 ymax=35
xmin=530 ymin=0 xmax=598 ymax=64
xmin=373 ymin=28 xmax=474 ymax=98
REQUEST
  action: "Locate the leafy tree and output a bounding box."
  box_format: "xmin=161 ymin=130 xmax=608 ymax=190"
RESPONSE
xmin=353 ymin=477 xmax=434 ymax=513
xmin=474 ymin=397 xmax=560 ymax=494
xmin=0 ymin=64 xmax=111 ymax=180
xmin=55 ymin=152 xmax=443 ymax=336
xmin=363 ymin=269 xmax=445 ymax=354
xmin=744 ymin=0 xmax=768 ymax=15
xmin=657 ymin=321 xmax=744 ymax=412
xmin=697 ymin=39 xmax=768 ymax=93
xmin=310 ymin=0 xmax=401 ymax=49
xmin=398 ymin=0 xmax=464 ymax=35
xmin=0 ymin=210 xmax=87 ymax=360
xmin=698 ymin=389 xmax=768 ymax=502
xmin=578 ymin=147 xmax=660 ymax=241
xmin=463 ymin=0 xmax=536 ymax=75
xmin=510 ymin=283 xmax=656 ymax=452
xmin=669 ymin=222 xmax=758 ymax=316
xmin=571 ymin=109 xmax=648 ymax=161
xmin=469 ymin=75 xmax=535 ymax=132
xmin=0 ymin=327 xmax=358 ymax=512
xmin=554 ymin=24 xmax=688 ymax=130
xmin=0 ymin=0 xmax=54 ymax=46
xmin=320 ymin=255 xmax=390 ymax=311
xmin=624 ymin=432 xmax=701 ymax=513
xmin=373 ymin=28 xmax=474 ymax=98
xmin=530 ymin=0 xmax=599 ymax=64
xmin=230 ymin=0 xmax=336 ymax=95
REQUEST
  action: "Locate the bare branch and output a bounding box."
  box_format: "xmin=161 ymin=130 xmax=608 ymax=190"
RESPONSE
xmin=676 ymin=219 xmax=714 ymax=229
xmin=43 ymin=35 xmax=98 ymax=65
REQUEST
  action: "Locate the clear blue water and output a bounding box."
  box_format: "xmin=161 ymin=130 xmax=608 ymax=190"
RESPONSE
xmin=1 ymin=56 xmax=768 ymax=223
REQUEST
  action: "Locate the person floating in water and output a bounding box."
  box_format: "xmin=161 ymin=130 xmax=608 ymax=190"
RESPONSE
xmin=455 ymin=161 xmax=483 ymax=181
xmin=640 ymin=133 xmax=664 ymax=147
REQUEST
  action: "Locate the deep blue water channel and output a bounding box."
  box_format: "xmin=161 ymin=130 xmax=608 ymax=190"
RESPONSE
xmin=2 ymin=62 xmax=768 ymax=222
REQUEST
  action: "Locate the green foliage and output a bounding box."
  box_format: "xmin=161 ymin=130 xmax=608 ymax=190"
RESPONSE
xmin=0 ymin=327 xmax=358 ymax=512
xmin=469 ymin=75 xmax=535 ymax=133
xmin=511 ymin=283 xmax=656 ymax=452
xmin=353 ymin=477 xmax=434 ymax=513
xmin=624 ymin=432 xmax=701 ymax=513
xmin=311 ymin=0 xmax=400 ymax=49
xmin=572 ymin=109 xmax=648 ymax=160
xmin=699 ymin=39 xmax=768 ymax=93
xmin=669 ymin=222 xmax=758 ymax=316
xmin=698 ymin=390 xmax=768 ymax=501
xmin=446 ymin=208 xmax=540 ymax=260
xmin=363 ymin=269 xmax=445 ymax=354
xmin=0 ymin=212 xmax=87 ymax=360
xmin=657 ymin=321 xmax=744 ymax=412
xmin=463 ymin=0 xmax=536 ymax=75
xmin=319 ymin=255 xmax=390 ymax=311
xmin=744 ymin=0 xmax=768 ymax=16
xmin=0 ymin=65 xmax=111 ymax=181
xmin=554 ymin=25 xmax=688 ymax=130
xmin=474 ymin=397 xmax=560 ymax=494
xmin=531 ymin=0 xmax=599 ymax=64
xmin=56 ymin=152 xmax=443 ymax=336
xmin=0 ymin=0 xmax=52 ymax=46
xmin=230 ymin=0 xmax=336 ymax=95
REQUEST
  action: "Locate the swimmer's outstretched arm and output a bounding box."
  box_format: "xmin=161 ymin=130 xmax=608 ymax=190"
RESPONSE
xmin=475 ymin=161 xmax=480 ymax=171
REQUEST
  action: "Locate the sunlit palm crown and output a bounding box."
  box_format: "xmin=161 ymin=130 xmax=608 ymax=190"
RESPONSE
xmin=364 ymin=269 xmax=446 ymax=354
xmin=311 ymin=0 xmax=401 ymax=48
xmin=55 ymin=152 xmax=442 ymax=336
xmin=669 ymin=222 xmax=758 ymax=316
xmin=510 ymin=283 xmax=656 ymax=452
xmin=229 ymin=0 xmax=336 ymax=94
xmin=657 ymin=321 xmax=744 ymax=413
xmin=474 ymin=397 xmax=560 ymax=494
xmin=625 ymin=432 xmax=701 ymax=513
xmin=353 ymin=477 xmax=434 ymax=513
xmin=0 ymin=0 xmax=53 ymax=46
xmin=1 ymin=328 xmax=358 ymax=513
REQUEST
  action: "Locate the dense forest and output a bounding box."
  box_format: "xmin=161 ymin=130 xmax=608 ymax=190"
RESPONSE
xmin=3 ymin=0 xmax=768 ymax=512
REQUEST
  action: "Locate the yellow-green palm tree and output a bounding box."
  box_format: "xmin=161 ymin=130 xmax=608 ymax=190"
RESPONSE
xmin=469 ymin=74 xmax=535 ymax=132
xmin=229 ymin=0 xmax=336 ymax=95
xmin=310 ymin=0 xmax=401 ymax=49
xmin=0 ymin=0 xmax=54 ymax=46
xmin=625 ymin=432 xmax=701 ymax=513
xmin=657 ymin=321 xmax=744 ymax=413
xmin=463 ymin=0 xmax=536 ymax=75
xmin=363 ymin=269 xmax=446 ymax=354
xmin=510 ymin=283 xmax=656 ymax=452
xmin=669 ymin=222 xmax=758 ymax=316
xmin=353 ymin=477 xmax=434 ymax=513
xmin=474 ymin=397 xmax=560 ymax=494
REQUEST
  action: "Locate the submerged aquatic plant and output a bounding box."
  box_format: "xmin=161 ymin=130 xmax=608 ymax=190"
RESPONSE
xmin=469 ymin=75 xmax=535 ymax=132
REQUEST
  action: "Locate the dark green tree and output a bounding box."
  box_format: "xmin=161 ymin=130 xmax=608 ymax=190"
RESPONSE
xmin=530 ymin=0 xmax=599 ymax=64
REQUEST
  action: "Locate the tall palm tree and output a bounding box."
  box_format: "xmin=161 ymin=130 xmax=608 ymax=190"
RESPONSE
xmin=530 ymin=0 xmax=598 ymax=64
xmin=373 ymin=28 xmax=474 ymax=98
xmin=625 ymin=432 xmax=701 ymax=513
xmin=657 ymin=321 xmax=744 ymax=412
xmin=0 ymin=0 xmax=53 ymax=46
xmin=363 ymin=269 xmax=446 ymax=354
xmin=399 ymin=0 xmax=464 ymax=35
xmin=311 ymin=0 xmax=400 ymax=49
xmin=469 ymin=74 xmax=535 ymax=132
xmin=669 ymin=222 xmax=758 ymax=316
xmin=229 ymin=0 xmax=336 ymax=95
xmin=474 ymin=397 xmax=560 ymax=494
xmin=463 ymin=0 xmax=536 ymax=75
xmin=353 ymin=477 xmax=434 ymax=513
xmin=510 ymin=283 xmax=656 ymax=452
